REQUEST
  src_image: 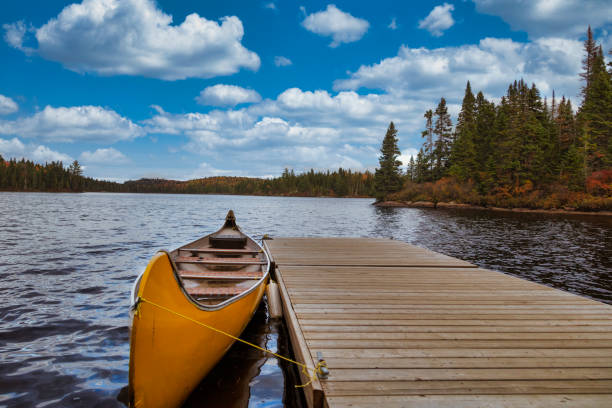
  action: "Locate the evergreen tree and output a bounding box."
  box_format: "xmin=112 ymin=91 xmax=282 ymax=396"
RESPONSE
xmin=421 ymin=110 xmax=434 ymax=180
xmin=578 ymin=46 xmax=612 ymax=172
xmin=580 ymin=26 xmax=597 ymax=101
xmin=415 ymin=148 xmax=427 ymax=183
xmin=474 ymin=91 xmax=497 ymax=192
xmin=69 ymin=160 xmax=83 ymax=177
xmin=374 ymin=122 xmax=403 ymax=200
xmin=450 ymin=82 xmax=477 ymax=181
xmin=432 ymin=98 xmax=453 ymax=179
xmin=407 ymin=156 xmax=415 ymax=181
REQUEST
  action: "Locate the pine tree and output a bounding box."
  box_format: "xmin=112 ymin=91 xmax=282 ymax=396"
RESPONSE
xmin=407 ymin=156 xmax=415 ymax=181
xmin=579 ymin=46 xmax=612 ymax=172
xmin=450 ymin=82 xmax=477 ymax=181
xmin=495 ymin=86 xmax=522 ymax=191
xmin=421 ymin=110 xmax=434 ymax=180
xmin=580 ymin=26 xmax=597 ymax=101
xmin=432 ymin=98 xmax=453 ymax=180
xmin=415 ymin=148 xmax=426 ymax=183
xmin=68 ymin=160 xmax=83 ymax=192
xmin=577 ymin=33 xmax=612 ymax=180
xmin=474 ymin=91 xmax=496 ymax=192
xmin=557 ymin=97 xmax=577 ymax=151
xmin=374 ymin=122 xmax=403 ymax=200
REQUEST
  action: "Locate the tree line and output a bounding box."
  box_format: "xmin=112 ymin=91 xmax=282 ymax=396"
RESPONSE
xmin=123 ymin=168 xmax=374 ymax=196
xmin=375 ymin=27 xmax=611 ymax=210
xmin=0 ymin=157 xmax=115 ymax=193
xmin=0 ymin=155 xmax=375 ymax=197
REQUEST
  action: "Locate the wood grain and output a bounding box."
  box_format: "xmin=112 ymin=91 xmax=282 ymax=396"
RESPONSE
xmin=265 ymin=237 xmax=612 ymax=407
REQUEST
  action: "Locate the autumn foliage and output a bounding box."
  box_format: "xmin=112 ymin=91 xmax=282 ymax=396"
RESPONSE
xmin=397 ymin=27 xmax=611 ymax=212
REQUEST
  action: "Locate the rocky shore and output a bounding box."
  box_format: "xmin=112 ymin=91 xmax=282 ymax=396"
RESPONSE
xmin=374 ymin=200 xmax=612 ymax=216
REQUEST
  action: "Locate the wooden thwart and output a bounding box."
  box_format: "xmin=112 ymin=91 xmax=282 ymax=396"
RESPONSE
xmin=179 ymin=270 xmax=262 ymax=280
xmin=263 ymin=237 xmax=612 ymax=408
xmin=175 ymin=256 xmax=266 ymax=265
xmin=181 ymin=247 xmax=260 ymax=255
xmin=187 ymin=287 xmax=244 ymax=296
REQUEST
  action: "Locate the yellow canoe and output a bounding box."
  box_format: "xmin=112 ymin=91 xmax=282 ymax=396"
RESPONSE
xmin=128 ymin=211 xmax=269 ymax=408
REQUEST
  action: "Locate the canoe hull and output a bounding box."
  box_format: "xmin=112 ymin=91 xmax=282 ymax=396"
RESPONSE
xmin=128 ymin=252 xmax=267 ymax=408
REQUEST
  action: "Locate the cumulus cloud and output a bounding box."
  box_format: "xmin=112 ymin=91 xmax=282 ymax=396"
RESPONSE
xmin=274 ymin=56 xmax=292 ymax=67
xmin=419 ymin=3 xmax=455 ymax=37
xmin=334 ymin=37 xmax=583 ymax=102
xmin=143 ymin=108 xmax=255 ymax=149
xmin=146 ymin=28 xmax=594 ymax=176
xmin=144 ymin=84 xmax=431 ymax=175
xmin=31 ymin=145 xmax=73 ymax=163
xmin=388 ymin=18 xmax=398 ymax=30
xmin=3 ymin=21 xmax=34 ymax=54
xmin=80 ymin=147 xmax=128 ymax=164
xmin=302 ymin=4 xmax=369 ymax=47
xmin=472 ymin=0 xmax=612 ymax=38
xmin=190 ymin=161 xmax=238 ymax=178
xmin=0 ymin=136 xmax=72 ymax=163
xmin=398 ymin=148 xmax=419 ymax=166
xmin=0 ymin=95 xmax=18 ymax=115
xmin=196 ymin=84 xmax=262 ymax=107
xmin=0 ymin=137 xmax=26 ymax=158
xmin=0 ymin=105 xmax=144 ymax=143
xmin=4 ymin=0 xmax=260 ymax=80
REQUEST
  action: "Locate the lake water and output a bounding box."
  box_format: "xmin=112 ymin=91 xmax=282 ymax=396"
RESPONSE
xmin=1 ymin=192 xmax=610 ymax=407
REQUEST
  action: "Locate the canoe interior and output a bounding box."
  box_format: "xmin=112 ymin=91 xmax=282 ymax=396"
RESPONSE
xmin=170 ymin=211 xmax=268 ymax=306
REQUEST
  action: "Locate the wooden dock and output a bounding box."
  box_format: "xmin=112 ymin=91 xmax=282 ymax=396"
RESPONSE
xmin=262 ymin=237 xmax=612 ymax=408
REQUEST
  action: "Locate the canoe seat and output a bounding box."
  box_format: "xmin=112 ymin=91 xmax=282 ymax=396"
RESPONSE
xmin=181 ymin=247 xmax=261 ymax=255
xmin=175 ymin=256 xmax=266 ymax=265
xmin=179 ymin=270 xmax=263 ymax=280
xmin=209 ymin=234 xmax=247 ymax=249
xmin=188 ymin=287 xmax=245 ymax=297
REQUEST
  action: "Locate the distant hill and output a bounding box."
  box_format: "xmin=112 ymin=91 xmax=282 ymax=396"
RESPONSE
xmin=0 ymin=159 xmax=375 ymax=198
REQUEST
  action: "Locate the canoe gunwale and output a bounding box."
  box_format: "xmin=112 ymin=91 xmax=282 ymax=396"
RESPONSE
xmin=130 ymin=230 xmax=270 ymax=313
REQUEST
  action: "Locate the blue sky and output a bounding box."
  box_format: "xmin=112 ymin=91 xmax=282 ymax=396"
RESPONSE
xmin=0 ymin=0 xmax=610 ymax=181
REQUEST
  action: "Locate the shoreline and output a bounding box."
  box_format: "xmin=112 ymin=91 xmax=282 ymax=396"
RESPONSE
xmin=0 ymin=190 xmax=373 ymax=199
xmin=374 ymin=200 xmax=612 ymax=217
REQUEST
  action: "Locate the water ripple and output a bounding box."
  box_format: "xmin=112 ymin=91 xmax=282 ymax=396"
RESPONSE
xmin=0 ymin=192 xmax=609 ymax=407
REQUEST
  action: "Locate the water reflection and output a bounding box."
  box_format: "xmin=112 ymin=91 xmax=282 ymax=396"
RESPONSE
xmin=0 ymin=193 xmax=609 ymax=407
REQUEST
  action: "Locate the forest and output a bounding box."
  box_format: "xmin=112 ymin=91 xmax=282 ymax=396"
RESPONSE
xmin=377 ymin=27 xmax=611 ymax=211
xmin=0 ymin=157 xmax=375 ymax=197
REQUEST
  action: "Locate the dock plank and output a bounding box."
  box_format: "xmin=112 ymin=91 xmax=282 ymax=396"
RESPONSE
xmin=263 ymin=238 xmax=612 ymax=408
xmin=326 ymin=394 xmax=612 ymax=407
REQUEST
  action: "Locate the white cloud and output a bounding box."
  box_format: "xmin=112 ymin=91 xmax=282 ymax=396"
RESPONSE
xmin=0 ymin=95 xmax=18 ymax=115
xmin=270 ymin=88 xmax=377 ymax=121
xmin=0 ymin=136 xmax=72 ymax=163
xmin=5 ymin=0 xmax=260 ymax=80
xmin=388 ymin=18 xmax=398 ymax=30
xmin=398 ymin=148 xmax=419 ymax=167
xmin=334 ymin=37 xmax=583 ymax=102
xmin=0 ymin=137 xmax=26 ymax=157
xmin=472 ymin=0 xmax=612 ymax=38
xmin=196 ymin=84 xmax=262 ymax=107
xmin=191 ymin=161 xmax=237 ymax=178
xmin=264 ymin=2 xmax=276 ymax=10
xmin=302 ymin=4 xmax=369 ymax=47
xmin=0 ymin=105 xmax=144 ymax=143
xmin=2 ymin=21 xmax=34 ymax=54
xmin=144 ymin=85 xmax=430 ymax=175
xmin=419 ymin=3 xmax=455 ymax=37
xmin=80 ymin=147 xmax=129 ymax=164
xmin=31 ymin=145 xmax=73 ymax=163
xmin=274 ymin=56 xmax=292 ymax=67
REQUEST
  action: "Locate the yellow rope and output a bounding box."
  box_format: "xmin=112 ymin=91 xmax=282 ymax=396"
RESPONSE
xmin=136 ymin=296 xmax=325 ymax=388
